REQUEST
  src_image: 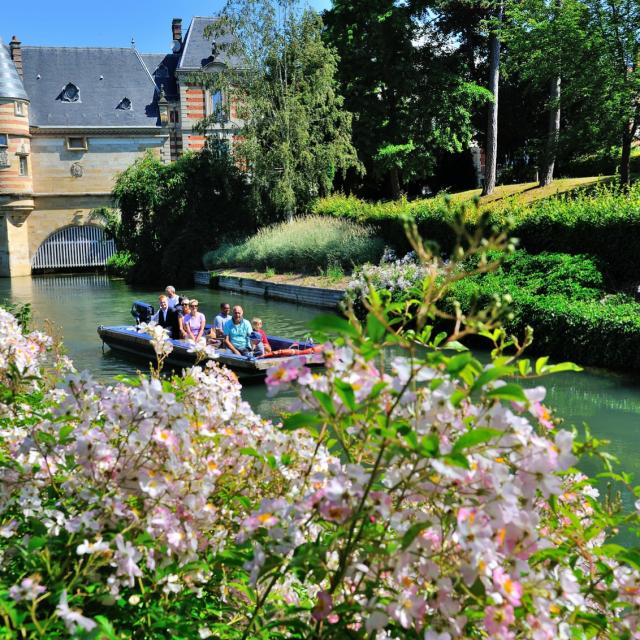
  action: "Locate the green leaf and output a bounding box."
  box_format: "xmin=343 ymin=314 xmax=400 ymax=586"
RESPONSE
xmin=401 ymin=521 xmax=431 ymax=550
xmin=452 ymin=428 xmax=502 ymax=454
xmin=281 ymin=412 xmax=322 ymax=432
xmin=28 ymin=536 xmax=47 ymax=550
xmin=486 ymin=383 xmax=527 ymax=403
xmin=313 ymin=390 xmax=336 ymax=417
xmin=334 ymin=379 xmax=357 ymax=411
xmin=471 ymin=365 xmax=514 ymax=391
xmin=309 ymin=315 xmax=360 ymax=338
xmin=442 ymin=453 xmax=470 ymax=469
xmin=446 ymin=352 xmax=473 ymax=374
xmin=366 ymin=313 xmax=387 ymax=343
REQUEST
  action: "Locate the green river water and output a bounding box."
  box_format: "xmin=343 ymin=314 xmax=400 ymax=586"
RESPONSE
xmin=2 ymin=273 xmax=640 ymax=511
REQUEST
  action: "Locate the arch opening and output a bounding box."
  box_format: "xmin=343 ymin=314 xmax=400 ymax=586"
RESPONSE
xmin=31 ymin=225 xmax=116 ymax=272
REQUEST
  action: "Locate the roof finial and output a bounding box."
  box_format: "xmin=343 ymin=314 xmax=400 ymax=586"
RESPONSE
xmin=131 ymin=37 xmax=136 ymax=49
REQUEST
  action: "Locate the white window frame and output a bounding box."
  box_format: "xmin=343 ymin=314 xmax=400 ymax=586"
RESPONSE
xmin=15 ymin=101 xmax=26 ymax=117
xmin=66 ymin=136 xmax=88 ymax=151
xmin=18 ymin=155 xmax=28 ymax=176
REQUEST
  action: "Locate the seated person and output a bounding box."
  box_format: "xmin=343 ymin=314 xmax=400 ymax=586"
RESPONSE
xmin=250 ymin=331 xmax=265 ymax=357
xmin=177 ymin=299 xmax=190 ymax=338
xmin=214 ymin=303 xmax=231 ymax=339
xmin=251 ymin=317 xmax=272 ymax=354
xmin=152 ymin=294 xmax=181 ymax=338
xmin=182 ymin=299 xmax=206 ymax=342
xmin=223 ymin=305 xmax=253 ymax=355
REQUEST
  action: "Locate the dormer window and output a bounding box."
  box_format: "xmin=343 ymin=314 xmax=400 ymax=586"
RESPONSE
xmin=58 ymin=83 xmax=80 ymax=103
xmin=116 ymin=97 xmax=132 ymax=111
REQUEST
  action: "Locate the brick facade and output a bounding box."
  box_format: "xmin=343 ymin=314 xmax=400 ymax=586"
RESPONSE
xmin=0 ymin=16 xmax=242 ymax=275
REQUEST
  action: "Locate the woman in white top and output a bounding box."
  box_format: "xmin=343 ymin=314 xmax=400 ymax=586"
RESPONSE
xmin=182 ymin=299 xmax=206 ymax=341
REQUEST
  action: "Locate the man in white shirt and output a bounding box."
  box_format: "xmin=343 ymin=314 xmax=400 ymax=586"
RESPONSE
xmin=165 ymin=286 xmax=179 ymax=310
xmin=152 ymin=295 xmax=180 ymax=337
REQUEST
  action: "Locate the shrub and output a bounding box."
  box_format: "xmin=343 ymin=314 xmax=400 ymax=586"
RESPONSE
xmin=203 ymin=215 xmax=385 ymax=273
xmin=4 ymin=229 xmax=640 ymax=638
xmin=347 ymin=249 xmax=640 ymax=371
xmin=105 ymin=250 xmax=135 ymax=278
xmin=315 ymin=183 xmax=640 ymax=282
xmin=110 ymin=149 xmax=257 ymax=285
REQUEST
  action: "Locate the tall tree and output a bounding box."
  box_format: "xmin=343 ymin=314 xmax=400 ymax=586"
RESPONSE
xmin=505 ymin=0 xmax=589 ymax=186
xmin=482 ymin=1 xmax=504 ymax=195
xmin=197 ymin=0 xmax=360 ymax=218
xmin=325 ymin=0 xmax=490 ymax=199
xmin=584 ymin=0 xmax=640 ymax=186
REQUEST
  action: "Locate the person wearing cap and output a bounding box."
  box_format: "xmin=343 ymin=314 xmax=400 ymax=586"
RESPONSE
xmin=250 ymin=331 xmax=265 ymax=357
xmin=223 ymin=305 xmax=253 ymax=355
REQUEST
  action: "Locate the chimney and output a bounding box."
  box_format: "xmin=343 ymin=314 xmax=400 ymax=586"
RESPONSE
xmin=9 ymin=36 xmax=23 ymax=79
xmin=172 ymin=18 xmax=182 ymax=44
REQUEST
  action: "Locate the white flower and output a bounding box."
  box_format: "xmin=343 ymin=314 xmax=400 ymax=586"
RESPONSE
xmin=56 ymin=590 xmax=97 ymax=633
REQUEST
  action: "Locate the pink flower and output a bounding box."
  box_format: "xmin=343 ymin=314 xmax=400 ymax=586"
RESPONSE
xmin=311 ymin=590 xmax=333 ymax=621
xmin=266 ymin=358 xmax=310 ymax=394
xmin=484 ymin=604 xmax=515 ymax=637
xmin=493 ymin=567 xmax=523 ymax=606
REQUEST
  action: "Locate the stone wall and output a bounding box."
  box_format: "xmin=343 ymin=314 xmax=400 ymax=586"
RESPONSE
xmin=27 ymin=194 xmax=112 ymax=257
xmin=30 ymin=134 xmax=168 ymax=193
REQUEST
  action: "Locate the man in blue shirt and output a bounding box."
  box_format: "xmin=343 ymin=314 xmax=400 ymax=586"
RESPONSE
xmin=223 ymin=305 xmax=253 ymax=355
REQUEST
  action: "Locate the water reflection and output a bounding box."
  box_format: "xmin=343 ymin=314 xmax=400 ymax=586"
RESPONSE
xmin=2 ymin=274 xmax=640 ymax=494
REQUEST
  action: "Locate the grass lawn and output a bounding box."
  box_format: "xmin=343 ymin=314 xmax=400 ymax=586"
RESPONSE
xmin=449 ymin=176 xmax=613 ymax=211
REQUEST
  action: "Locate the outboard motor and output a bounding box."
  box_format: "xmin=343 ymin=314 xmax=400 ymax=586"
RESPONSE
xmin=131 ymin=301 xmax=154 ymax=325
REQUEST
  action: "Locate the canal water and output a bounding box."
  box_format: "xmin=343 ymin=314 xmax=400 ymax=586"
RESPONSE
xmin=2 ymin=274 xmax=640 ymax=508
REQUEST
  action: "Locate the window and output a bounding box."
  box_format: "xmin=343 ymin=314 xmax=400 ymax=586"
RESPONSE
xmin=211 ymin=90 xmax=226 ymax=122
xmin=66 ymin=137 xmax=88 ymax=151
xmin=58 ymin=83 xmax=80 ymax=103
xmin=15 ymin=101 xmax=25 ymax=116
xmin=19 ymin=156 xmax=28 ymax=176
xmin=0 ymin=134 xmax=7 ymax=148
xmin=170 ymin=109 xmax=179 ymax=123
xmin=116 ymin=97 xmax=132 ymax=110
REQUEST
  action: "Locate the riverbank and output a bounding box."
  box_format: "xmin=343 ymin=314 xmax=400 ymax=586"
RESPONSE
xmin=200 ymin=269 xmax=347 ymax=309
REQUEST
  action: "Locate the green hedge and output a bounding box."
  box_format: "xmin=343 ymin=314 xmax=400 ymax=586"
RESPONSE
xmin=313 ymin=183 xmax=640 ymax=282
xmin=446 ymin=252 xmax=640 ymax=371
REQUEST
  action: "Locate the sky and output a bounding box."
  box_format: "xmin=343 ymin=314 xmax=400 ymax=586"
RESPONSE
xmin=1 ymin=0 xmax=331 ymax=52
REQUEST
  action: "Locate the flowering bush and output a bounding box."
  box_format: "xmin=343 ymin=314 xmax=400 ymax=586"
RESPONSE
xmin=2 ymin=223 xmax=640 ymax=638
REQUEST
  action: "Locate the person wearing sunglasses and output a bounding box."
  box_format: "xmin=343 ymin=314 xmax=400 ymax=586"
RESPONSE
xmin=182 ymin=299 xmax=206 ymax=342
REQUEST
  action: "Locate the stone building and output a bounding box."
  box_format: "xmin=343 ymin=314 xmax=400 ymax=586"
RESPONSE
xmin=0 ymin=17 xmax=240 ymax=276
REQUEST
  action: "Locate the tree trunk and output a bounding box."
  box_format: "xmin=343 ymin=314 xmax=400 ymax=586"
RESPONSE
xmin=620 ymin=124 xmax=634 ymax=188
xmin=482 ymin=2 xmax=503 ymax=196
xmin=390 ymin=167 xmax=401 ymax=200
xmin=539 ymin=75 xmax=561 ymax=187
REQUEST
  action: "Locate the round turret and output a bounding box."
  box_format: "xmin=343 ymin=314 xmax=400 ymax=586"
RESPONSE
xmin=0 ymin=36 xmax=32 ymax=196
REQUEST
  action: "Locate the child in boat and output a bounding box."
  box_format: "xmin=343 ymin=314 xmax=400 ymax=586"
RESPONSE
xmin=251 ymin=318 xmax=272 ymax=354
xmin=249 ymin=331 xmax=265 ymax=357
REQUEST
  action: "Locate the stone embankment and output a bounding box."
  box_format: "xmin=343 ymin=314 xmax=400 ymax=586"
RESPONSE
xmin=193 ymin=270 xmax=346 ymax=310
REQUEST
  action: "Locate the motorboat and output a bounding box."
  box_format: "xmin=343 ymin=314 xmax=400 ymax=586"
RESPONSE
xmin=97 ymin=301 xmax=324 ymax=380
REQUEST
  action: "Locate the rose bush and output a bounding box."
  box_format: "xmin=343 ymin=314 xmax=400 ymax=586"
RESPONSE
xmin=1 ymin=224 xmax=640 ymax=638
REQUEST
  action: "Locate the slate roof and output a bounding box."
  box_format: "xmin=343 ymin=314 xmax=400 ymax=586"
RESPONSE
xmin=141 ymin=53 xmax=179 ymax=100
xmin=178 ymin=17 xmax=242 ymax=70
xmin=0 ymin=38 xmax=28 ymax=101
xmin=21 ymin=46 xmax=161 ymax=127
